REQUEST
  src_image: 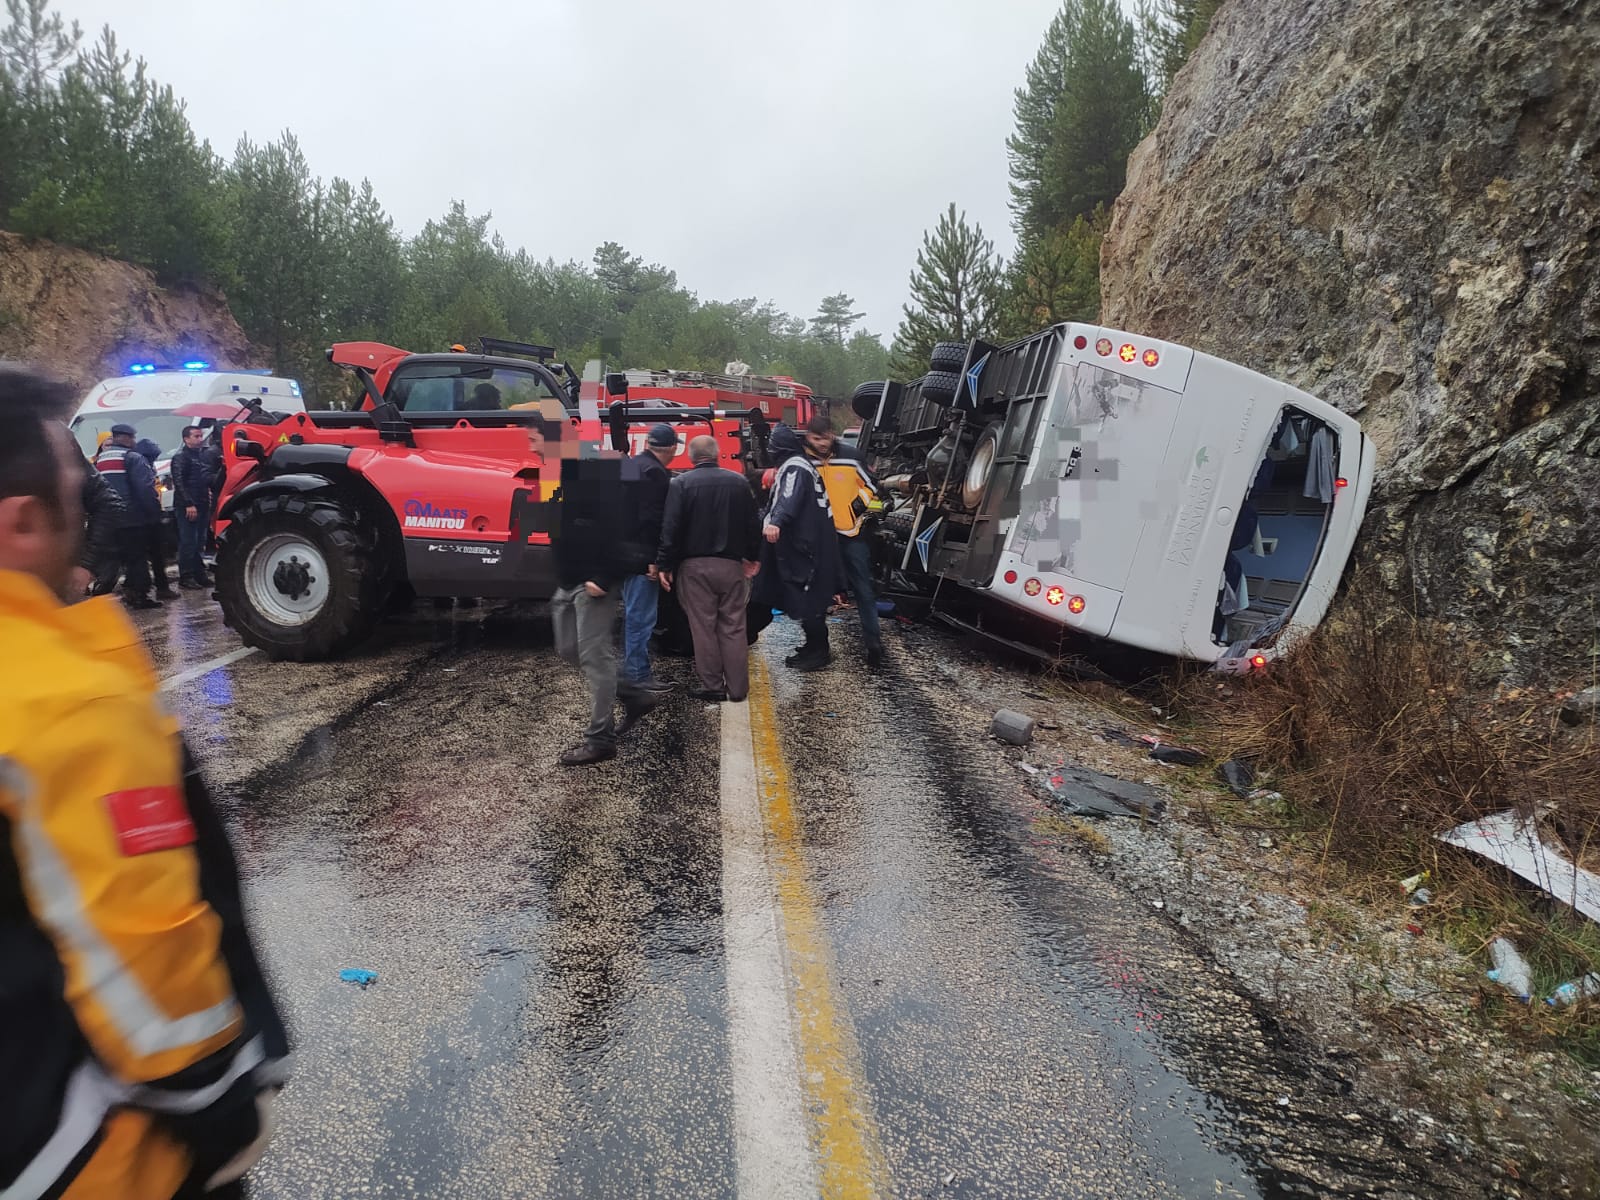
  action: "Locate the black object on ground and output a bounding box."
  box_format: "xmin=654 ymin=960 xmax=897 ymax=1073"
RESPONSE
xmin=1032 ymin=762 xmax=1165 ymax=820
xmin=1218 ymin=758 xmax=1256 ymax=797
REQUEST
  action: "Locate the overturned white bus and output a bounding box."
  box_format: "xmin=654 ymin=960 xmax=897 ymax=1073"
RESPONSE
xmin=849 ymin=324 xmax=1375 ymax=671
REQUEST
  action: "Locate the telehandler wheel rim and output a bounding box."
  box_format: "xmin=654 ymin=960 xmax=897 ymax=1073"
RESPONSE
xmin=246 ymin=532 xmax=331 ymax=627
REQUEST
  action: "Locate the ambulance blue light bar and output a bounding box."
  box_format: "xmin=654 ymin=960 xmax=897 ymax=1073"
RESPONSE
xmin=128 ymin=363 xmax=156 ymax=373
xmin=182 ymin=360 xmax=210 ymax=371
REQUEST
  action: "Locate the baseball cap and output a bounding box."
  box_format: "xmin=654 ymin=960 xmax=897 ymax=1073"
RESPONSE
xmin=646 ymin=423 xmax=678 ymax=448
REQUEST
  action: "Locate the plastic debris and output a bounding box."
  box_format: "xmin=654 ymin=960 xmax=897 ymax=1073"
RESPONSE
xmin=1149 ymin=743 xmax=1205 ymax=766
xmin=876 ymin=599 xmax=896 ymax=616
xmin=1405 ymin=922 xmax=1424 ymax=936
xmin=1546 ymin=973 xmax=1600 ymax=1007
xmin=1485 ymin=938 xmax=1532 ymax=1001
xmin=1409 ymin=887 xmax=1432 ymax=906
xmin=990 ymin=709 xmax=1036 ymax=746
xmin=340 ymin=968 xmax=379 ymax=988
xmin=1399 ymin=871 xmax=1429 ymax=895
xmin=1438 ymin=811 xmax=1600 ymax=925
xmin=1018 ymin=763 xmax=1040 ymax=775
xmin=1217 ymin=758 xmax=1256 ymax=797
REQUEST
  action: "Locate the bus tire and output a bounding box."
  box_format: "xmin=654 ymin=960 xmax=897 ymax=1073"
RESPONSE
xmin=930 ymin=341 xmax=968 ymax=373
xmin=920 ymin=370 xmax=961 ymax=406
xmin=850 ymin=380 xmax=887 ymax=420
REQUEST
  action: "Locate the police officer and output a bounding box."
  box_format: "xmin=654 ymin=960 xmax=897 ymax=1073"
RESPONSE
xmin=0 ymin=366 xmax=288 ymax=1199
xmin=94 ymin=421 xmax=165 ymax=609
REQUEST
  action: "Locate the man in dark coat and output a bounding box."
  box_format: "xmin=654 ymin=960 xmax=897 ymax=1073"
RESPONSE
xmin=757 ymin=424 xmax=844 ymax=671
xmin=550 ymin=457 xmax=663 ymax=767
xmin=172 ymin=424 xmax=216 ymax=589
xmin=78 ymin=451 xmax=126 ymax=596
xmin=619 ymin=424 xmax=676 ymax=691
xmin=94 ymin=423 xmax=164 ymax=609
xmin=133 ymin=435 xmax=176 ymax=599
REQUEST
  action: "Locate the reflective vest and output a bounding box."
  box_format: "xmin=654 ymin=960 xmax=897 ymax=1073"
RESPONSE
xmin=816 ymin=458 xmax=882 ymax=537
xmin=0 ymin=570 xmax=282 ymax=1199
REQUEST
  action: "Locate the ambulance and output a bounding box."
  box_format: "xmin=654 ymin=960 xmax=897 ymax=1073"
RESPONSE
xmin=69 ymin=361 xmax=306 ymax=518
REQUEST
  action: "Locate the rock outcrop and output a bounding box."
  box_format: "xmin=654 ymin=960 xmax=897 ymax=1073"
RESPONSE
xmin=1101 ymin=0 xmax=1599 ymax=681
xmin=0 ymin=231 xmax=255 ymax=392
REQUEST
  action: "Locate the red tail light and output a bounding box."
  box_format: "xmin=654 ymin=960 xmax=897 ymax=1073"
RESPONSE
xmin=1335 ymin=477 xmax=1348 ymax=489
xmin=1003 ymin=570 xmax=1018 ymax=585
xmin=1251 ymin=654 xmax=1267 ymax=669
xmin=1073 ymin=335 xmax=1088 ymax=350
xmin=1067 ymin=595 xmax=1086 ymax=614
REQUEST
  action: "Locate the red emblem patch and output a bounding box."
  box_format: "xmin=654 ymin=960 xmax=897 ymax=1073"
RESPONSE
xmin=103 ymin=788 xmax=195 ymax=856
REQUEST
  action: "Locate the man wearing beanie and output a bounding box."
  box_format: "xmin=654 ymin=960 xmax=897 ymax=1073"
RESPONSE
xmin=620 ymin=423 xmax=678 ymax=694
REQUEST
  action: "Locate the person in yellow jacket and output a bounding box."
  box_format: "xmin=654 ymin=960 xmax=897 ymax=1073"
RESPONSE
xmin=0 ymin=366 xmax=287 ymax=1200
xmin=804 ymin=415 xmax=887 ymax=669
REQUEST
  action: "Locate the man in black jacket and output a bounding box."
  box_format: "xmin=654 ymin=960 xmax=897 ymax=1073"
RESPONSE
xmin=78 ymin=451 xmax=126 ymax=596
xmin=550 ymin=456 xmax=663 ymax=766
xmin=94 ymin=423 xmax=165 ymax=609
xmin=658 ymin=436 xmax=763 ymax=702
xmin=619 ymin=424 xmax=676 ymax=692
xmin=172 ymin=424 xmax=216 ymax=589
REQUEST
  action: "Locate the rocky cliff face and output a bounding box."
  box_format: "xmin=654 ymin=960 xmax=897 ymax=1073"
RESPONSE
xmin=0 ymin=231 xmax=255 ymax=392
xmin=1101 ymin=0 xmax=1599 ymax=681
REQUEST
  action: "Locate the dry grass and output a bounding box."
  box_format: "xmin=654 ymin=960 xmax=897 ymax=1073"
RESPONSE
xmin=1172 ymin=574 xmax=1600 ymax=1060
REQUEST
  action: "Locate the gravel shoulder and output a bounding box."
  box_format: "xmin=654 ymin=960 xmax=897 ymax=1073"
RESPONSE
xmin=893 ymin=618 xmax=1600 ymax=1200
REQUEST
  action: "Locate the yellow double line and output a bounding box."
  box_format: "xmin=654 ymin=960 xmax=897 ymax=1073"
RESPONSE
xmin=746 ymin=657 xmax=889 ymax=1198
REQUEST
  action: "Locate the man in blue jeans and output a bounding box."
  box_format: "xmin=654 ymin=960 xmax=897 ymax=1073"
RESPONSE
xmin=621 ymin=423 xmax=677 ymax=692
xmin=172 ymin=424 xmax=215 ymax=589
xmin=807 ymin=415 xmax=888 ymax=669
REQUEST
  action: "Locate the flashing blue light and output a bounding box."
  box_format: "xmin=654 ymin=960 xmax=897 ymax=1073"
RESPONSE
xmin=128 ymin=363 xmax=154 ymax=374
xmin=182 ymin=360 xmax=211 ymax=371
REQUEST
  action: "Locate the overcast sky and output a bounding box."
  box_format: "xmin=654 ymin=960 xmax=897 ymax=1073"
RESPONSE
xmin=56 ymin=0 xmax=1072 ymax=344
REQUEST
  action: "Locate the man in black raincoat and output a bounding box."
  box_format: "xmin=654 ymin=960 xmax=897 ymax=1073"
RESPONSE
xmin=756 ymin=424 xmax=844 ymax=671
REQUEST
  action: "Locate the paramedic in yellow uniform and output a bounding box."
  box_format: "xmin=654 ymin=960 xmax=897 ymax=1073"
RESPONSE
xmin=804 ymin=415 xmax=887 ymax=669
xmin=0 ymin=366 xmax=287 ymax=1200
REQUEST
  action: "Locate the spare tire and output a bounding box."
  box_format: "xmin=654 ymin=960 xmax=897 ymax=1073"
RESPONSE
xmin=930 ymin=341 xmax=968 ymax=373
xmin=920 ymin=370 xmax=960 ymax=406
xmin=851 ymin=379 xmax=887 ymax=420
xmin=961 ymin=422 xmax=1004 ymax=509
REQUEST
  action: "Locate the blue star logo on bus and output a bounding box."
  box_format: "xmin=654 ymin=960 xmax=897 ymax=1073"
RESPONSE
xmin=965 ymin=353 xmax=989 ymax=407
xmin=915 ymin=517 xmax=943 ymax=571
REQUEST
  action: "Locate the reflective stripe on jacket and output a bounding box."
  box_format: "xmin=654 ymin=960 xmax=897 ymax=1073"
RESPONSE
xmin=0 ymin=570 xmax=283 ymax=1199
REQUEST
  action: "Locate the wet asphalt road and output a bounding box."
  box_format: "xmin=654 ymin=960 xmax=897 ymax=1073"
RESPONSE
xmin=139 ymin=593 xmax=1480 ymax=1199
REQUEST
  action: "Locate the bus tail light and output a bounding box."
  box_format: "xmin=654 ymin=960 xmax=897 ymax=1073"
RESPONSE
xmin=1067 ymin=595 xmax=1086 ymax=614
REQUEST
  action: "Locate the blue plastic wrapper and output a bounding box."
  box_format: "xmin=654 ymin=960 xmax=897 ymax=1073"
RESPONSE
xmin=340 ymin=967 xmax=379 ymax=987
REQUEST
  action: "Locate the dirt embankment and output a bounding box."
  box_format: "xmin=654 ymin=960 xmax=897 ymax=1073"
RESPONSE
xmin=0 ymin=230 xmax=256 ymax=391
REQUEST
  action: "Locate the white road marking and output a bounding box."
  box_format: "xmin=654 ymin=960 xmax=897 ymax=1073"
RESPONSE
xmin=159 ymin=647 xmax=259 ymax=691
xmin=719 ymin=699 xmax=821 ymax=1200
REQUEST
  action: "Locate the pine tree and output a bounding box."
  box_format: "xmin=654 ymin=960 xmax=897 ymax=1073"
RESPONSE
xmin=1001 ymin=207 xmax=1108 ymax=336
xmin=1136 ymin=0 xmax=1223 ymax=98
xmin=0 ymin=0 xmax=78 ymax=99
xmin=811 ymin=293 xmax=866 ymax=345
xmin=890 ymin=203 xmax=1002 ymax=378
xmin=1006 ymin=0 xmax=1149 ymax=241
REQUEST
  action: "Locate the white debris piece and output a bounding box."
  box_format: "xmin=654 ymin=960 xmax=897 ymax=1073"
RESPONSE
xmin=1437 ymin=810 xmax=1600 ymax=924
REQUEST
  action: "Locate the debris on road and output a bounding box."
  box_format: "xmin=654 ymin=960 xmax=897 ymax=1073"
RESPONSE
xmin=1030 ymin=760 xmax=1165 ymax=820
xmin=339 ymin=968 xmax=379 ymax=988
xmin=1399 ymin=871 xmax=1429 ymax=896
xmin=1148 ymin=743 xmax=1205 ymax=766
xmin=1218 ymin=758 xmax=1256 ymax=797
xmin=990 ymin=708 xmax=1036 ymax=746
xmin=1437 ymin=810 xmax=1600 ymax=924
xmin=1486 ymin=938 xmax=1533 ymax=1001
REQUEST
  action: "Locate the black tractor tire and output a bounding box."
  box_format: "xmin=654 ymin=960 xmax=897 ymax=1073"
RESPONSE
xmin=961 ymin=421 xmax=1005 ymax=510
xmin=216 ymin=493 xmax=381 ymax=662
xmin=930 ymin=341 xmax=969 ymax=373
xmin=920 ymin=370 xmax=961 ymax=407
xmin=850 ymin=379 xmax=887 ymax=420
